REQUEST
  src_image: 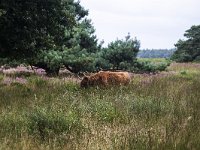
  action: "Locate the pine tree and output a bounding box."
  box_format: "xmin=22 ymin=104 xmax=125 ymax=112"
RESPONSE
xmin=0 ymin=0 xmax=100 ymax=75
xmin=172 ymin=25 xmax=200 ymax=62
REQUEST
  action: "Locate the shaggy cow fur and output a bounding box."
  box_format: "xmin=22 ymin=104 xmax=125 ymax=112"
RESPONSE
xmin=80 ymin=71 xmax=130 ymax=88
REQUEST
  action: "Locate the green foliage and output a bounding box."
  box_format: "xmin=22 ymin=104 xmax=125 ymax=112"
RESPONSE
xmin=171 ymin=45 xmax=193 ymax=62
xmin=0 ymin=58 xmax=21 ymax=68
xmin=100 ymin=34 xmax=140 ymax=70
xmin=63 ymin=47 xmax=98 ymax=73
xmin=180 ymin=70 xmax=187 ymax=75
xmin=193 ymin=55 xmax=200 ymax=62
xmin=0 ymin=63 xmax=200 ymax=149
xmin=172 ymin=25 xmax=200 ymax=62
xmin=0 ymin=1 xmax=169 ymax=74
xmin=0 ymin=0 xmax=83 ymax=58
xmin=0 ymin=0 xmax=171 ymax=74
xmin=133 ymin=60 xmax=171 ymax=73
xmin=97 ymin=34 xmax=169 ymax=73
xmin=62 ymin=19 xmax=101 ymax=73
xmin=41 ymin=50 xmax=63 ymax=70
xmin=0 ymin=0 xmax=100 ymax=74
xmin=94 ymin=55 xmax=112 ymax=70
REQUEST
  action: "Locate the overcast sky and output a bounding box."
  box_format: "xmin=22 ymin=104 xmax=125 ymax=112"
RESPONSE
xmin=80 ymin=0 xmax=200 ymax=49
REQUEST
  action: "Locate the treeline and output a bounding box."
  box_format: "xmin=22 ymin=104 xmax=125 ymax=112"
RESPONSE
xmin=138 ymin=49 xmax=175 ymax=58
xmin=0 ymin=0 xmax=171 ymax=75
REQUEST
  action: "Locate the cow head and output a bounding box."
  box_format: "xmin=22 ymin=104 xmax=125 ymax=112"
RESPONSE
xmin=80 ymin=76 xmax=89 ymax=88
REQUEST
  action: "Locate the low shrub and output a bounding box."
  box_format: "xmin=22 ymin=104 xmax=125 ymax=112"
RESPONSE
xmin=133 ymin=61 xmax=171 ymax=73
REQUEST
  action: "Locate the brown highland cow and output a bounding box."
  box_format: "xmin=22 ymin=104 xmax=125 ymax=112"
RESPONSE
xmin=80 ymin=71 xmax=130 ymax=88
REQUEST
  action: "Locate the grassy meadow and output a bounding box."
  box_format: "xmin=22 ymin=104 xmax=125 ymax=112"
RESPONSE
xmin=0 ymin=62 xmax=200 ymax=149
xmin=138 ymin=58 xmax=169 ymax=63
xmin=138 ymin=58 xmax=172 ymax=65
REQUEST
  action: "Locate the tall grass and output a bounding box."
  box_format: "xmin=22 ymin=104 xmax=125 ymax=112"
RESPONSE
xmin=0 ymin=63 xmax=200 ymax=149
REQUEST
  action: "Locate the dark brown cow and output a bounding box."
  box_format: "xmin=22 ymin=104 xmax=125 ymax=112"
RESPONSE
xmin=80 ymin=71 xmax=130 ymax=88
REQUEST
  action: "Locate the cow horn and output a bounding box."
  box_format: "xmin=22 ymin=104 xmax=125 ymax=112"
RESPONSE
xmin=77 ymin=72 xmax=83 ymax=80
xmin=83 ymin=72 xmax=87 ymax=77
xmin=77 ymin=75 xmax=82 ymax=80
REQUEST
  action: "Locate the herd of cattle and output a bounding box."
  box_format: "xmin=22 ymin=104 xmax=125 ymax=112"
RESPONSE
xmin=80 ymin=71 xmax=131 ymax=88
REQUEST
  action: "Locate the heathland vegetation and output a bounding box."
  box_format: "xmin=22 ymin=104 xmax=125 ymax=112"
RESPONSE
xmin=0 ymin=62 xmax=200 ymax=149
xmin=0 ymin=0 xmax=200 ymax=149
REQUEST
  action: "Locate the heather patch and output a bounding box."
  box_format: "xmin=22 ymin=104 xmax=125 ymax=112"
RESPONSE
xmin=0 ymin=63 xmax=200 ymax=149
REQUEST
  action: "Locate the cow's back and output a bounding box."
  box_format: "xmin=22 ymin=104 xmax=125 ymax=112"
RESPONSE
xmin=100 ymin=71 xmax=130 ymax=85
xmin=81 ymin=71 xmax=130 ymax=88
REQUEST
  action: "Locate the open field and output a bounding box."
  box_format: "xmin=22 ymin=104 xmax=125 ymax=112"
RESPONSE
xmin=138 ymin=58 xmax=171 ymax=63
xmin=0 ymin=63 xmax=200 ymax=149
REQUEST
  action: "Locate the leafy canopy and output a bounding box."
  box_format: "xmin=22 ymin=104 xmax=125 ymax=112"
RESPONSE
xmin=100 ymin=34 xmax=140 ymax=70
xmin=171 ymin=25 xmax=200 ymax=62
xmin=0 ymin=1 xmax=169 ymax=74
xmin=0 ymin=0 xmax=100 ymax=74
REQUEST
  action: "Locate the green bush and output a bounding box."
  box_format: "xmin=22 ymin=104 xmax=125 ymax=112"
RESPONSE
xmin=0 ymin=0 xmax=100 ymax=75
xmin=194 ymin=56 xmax=200 ymax=62
xmin=100 ymin=34 xmax=140 ymax=70
xmin=180 ymin=70 xmax=187 ymax=75
xmin=171 ymin=25 xmax=200 ymax=62
xmin=171 ymin=53 xmax=193 ymax=62
xmin=133 ymin=61 xmax=170 ymax=73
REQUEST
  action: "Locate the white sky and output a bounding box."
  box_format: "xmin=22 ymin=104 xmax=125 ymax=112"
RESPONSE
xmin=80 ymin=0 xmax=200 ymax=49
